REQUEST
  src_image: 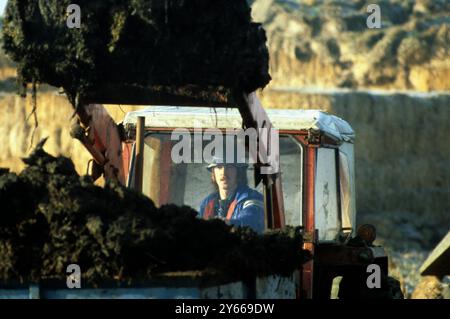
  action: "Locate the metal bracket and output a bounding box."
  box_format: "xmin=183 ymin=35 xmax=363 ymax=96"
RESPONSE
xmin=303 ymin=231 xmax=316 ymax=243
xmin=307 ymin=130 xmax=321 ymax=145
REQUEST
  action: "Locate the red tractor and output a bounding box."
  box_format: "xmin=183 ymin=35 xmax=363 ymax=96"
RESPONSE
xmin=70 ymin=86 xmax=402 ymax=299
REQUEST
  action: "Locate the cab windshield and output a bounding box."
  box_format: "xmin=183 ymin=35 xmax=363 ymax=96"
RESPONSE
xmin=129 ymin=132 xmax=303 ymax=229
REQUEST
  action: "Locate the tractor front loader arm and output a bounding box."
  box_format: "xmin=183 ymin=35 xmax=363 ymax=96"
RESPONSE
xmin=70 ymin=103 xmax=126 ymax=184
xmin=235 ymin=91 xmax=285 ymax=229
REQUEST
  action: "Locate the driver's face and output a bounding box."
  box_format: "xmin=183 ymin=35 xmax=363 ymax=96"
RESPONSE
xmin=213 ymin=165 xmax=238 ymax=192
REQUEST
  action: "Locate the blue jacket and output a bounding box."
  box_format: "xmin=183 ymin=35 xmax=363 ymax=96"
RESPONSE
xmin=199 ymin=185 xmax=265 ymax=233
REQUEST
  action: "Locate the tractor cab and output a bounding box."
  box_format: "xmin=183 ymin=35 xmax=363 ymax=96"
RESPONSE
xmin=121 ymin=106 xmax=357 ymax=242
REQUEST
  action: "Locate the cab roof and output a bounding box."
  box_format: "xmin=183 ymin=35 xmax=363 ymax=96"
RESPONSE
xmin=123 ymin=106 xmax=355 ymax=143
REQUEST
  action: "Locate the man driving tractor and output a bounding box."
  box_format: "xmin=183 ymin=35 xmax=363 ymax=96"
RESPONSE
xmin=199 ymin=154 xmax=265 ymax=233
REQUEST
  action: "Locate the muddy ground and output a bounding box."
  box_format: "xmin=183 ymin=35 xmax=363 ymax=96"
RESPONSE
xmin=0 ymin=140 xmax=305 ymax=287
xmin=358 ymin=211 xmax=449 ymax=298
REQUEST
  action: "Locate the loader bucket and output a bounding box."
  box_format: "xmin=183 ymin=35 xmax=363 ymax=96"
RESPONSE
xmin=419 ymin=231 xmax=450 ymax=278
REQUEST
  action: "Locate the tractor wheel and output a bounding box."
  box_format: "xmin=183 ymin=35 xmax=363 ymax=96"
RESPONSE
xmin=386 ymin=276 xmax=404 ymax=299
xmin=338 ymin=274 xmax=404 ymax=299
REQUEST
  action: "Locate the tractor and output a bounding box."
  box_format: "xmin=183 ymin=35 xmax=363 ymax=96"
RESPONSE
xmin=68 ymin=87 xmax=401 ymax=299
